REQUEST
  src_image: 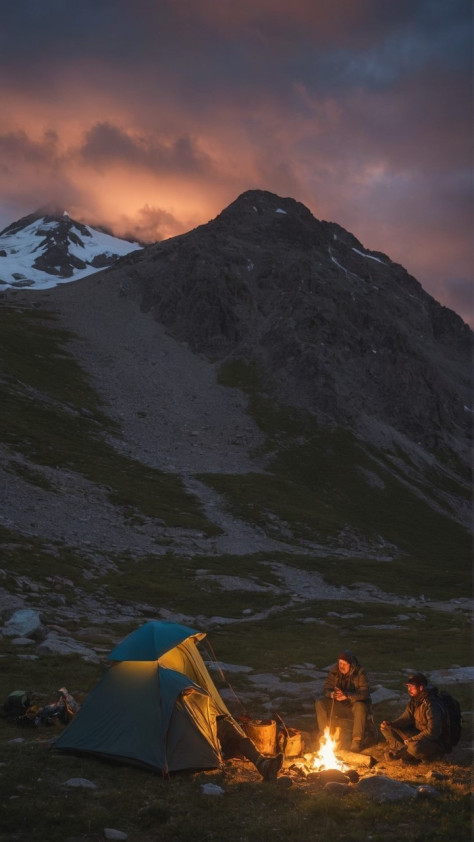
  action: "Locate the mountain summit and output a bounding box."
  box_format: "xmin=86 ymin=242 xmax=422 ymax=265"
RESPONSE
xmin=99 ymin=189 xmax=472 ymax=473
xmin=0 ymin=206 xmax=142 ymax=290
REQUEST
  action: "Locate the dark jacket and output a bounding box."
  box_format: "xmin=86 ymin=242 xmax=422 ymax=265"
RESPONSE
xmin=391 ymin=686 xmax=443 ymax=743
xmin=322 ymin=651 xmax=371 ymax=704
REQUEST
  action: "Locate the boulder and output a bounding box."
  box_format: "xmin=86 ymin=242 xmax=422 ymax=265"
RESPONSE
xmin=63 ymin=778 xmax=97 ymax=789
xmin=3 ymin=609 xmax=42 ymax=638
xmin=36 ymin=632 xmax=99 ymax=661
xmin=357 ymin=774 xmax=417 ymax=802
xmin=323 ymin=781 xmax=351 ymax=797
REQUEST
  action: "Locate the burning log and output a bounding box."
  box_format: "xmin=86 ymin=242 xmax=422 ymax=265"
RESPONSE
xmin=319 ymin=769 xmax=349 ymax=785
xmin=337 ymin=748 xmax=377 ymax=768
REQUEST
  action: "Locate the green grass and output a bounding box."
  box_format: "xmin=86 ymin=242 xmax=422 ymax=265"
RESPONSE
xmin=99 ymin=552 xmax=286 ymax=617
xmin=0 ymin=527 xmax=102 ymax=594
xmin=206 ymin=601 xmax=472 ymax=677
xmin=4 ymin=459 xmax=57 ymax=492
xmin=275 ymin=550 xmax=469 ymax=602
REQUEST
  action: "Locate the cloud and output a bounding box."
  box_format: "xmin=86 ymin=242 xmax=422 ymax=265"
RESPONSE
xmin=113 ymin=204 xmax=184 ymax=244
xmin=0 ymin=129 xmax=59 ymax=166
xmin=80 ymin=122 xmax=212 ymax=176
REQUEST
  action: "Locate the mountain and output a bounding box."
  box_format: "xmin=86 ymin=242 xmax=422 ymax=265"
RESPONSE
xmin=0 ymin=204 xmax=142 ymax=290
xmin=1 ymin=188 xmax=472 ymax=624
xmin=95 ymin=188 xmax=472 ymax=473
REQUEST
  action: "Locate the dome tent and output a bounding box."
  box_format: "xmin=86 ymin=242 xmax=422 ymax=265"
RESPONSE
xmin=54 ymin=621 xmax=230 ymax=773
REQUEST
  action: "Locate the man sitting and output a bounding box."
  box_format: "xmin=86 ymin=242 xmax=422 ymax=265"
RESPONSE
xmin=315 ymin=650 xmax=372 ymax=753
xmin=380 ymin=672 xmax=446 ymax=763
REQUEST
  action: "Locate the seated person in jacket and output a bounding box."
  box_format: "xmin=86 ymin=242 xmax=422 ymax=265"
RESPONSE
xmin=315 ymin=649 xmax=372 ymax=752
xmin=380 ymin=672 xmax=445 ymax=763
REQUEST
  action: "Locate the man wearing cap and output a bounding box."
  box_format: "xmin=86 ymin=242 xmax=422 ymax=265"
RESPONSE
xmin=380 ymin=672 xmax=445 ymax=763
xmin=315 ymin=650 xmax=372 ymax=752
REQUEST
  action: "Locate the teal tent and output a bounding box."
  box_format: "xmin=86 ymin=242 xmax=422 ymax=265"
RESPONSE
xmin=54 ymin=621 xmax=230 ymax=773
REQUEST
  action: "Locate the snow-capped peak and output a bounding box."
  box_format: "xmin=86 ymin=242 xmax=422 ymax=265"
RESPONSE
xmin=0 ymin=207 xmax=142 ymax=291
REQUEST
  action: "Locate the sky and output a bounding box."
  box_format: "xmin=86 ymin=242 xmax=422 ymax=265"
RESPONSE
xmin=1 ymin=0 xmax=472 ymax=325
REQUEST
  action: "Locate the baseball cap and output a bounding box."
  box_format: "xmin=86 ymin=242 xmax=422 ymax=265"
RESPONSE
xmin=405 ymin=673 xmax=428 ymax=686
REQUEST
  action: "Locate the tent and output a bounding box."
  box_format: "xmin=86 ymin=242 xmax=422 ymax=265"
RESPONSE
xmin=54 ymin=620 xmax=231 ymax=773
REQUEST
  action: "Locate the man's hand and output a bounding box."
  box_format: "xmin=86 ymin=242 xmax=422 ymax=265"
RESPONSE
xmin=332 ymin=687 xmax=347 ymax=701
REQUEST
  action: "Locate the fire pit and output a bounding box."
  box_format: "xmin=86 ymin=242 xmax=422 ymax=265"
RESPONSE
xmin=286 ymin=726 xmax=376 ymax=784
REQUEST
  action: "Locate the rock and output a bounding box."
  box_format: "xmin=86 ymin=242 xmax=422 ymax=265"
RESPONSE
xmin=426 ymin=769 xmax=447 ymax=781
xmin=370 ymin=685 xmax=401 ymax=704
xmin=277 ymin=776 xmax=293 ymax=788
xmin=63 ymin=777 xmax=98 ymax=789
xmin=428 ymin=667 xmax=474 ymax=684
xmin=357 ymin=774 xmax=417 ymax=802
xmin=323 ymin=781 xmax=351 ymax=796
xmin=201 ymin=783 xmax=225 ymax=796
xmin=104 ymin=830 xmax=128 ymax=840
xmin=417 ymin=785 xmax=441 ymax=799
xmin=36 ymin=633 xmax=99 ymax=661
xmin=3 ymin=609 xmax=42 ymax=638
xmin=11 ymin=637 xmax=35 ymax=645
xmin=0 ymin=590 xmax=25 ymax=618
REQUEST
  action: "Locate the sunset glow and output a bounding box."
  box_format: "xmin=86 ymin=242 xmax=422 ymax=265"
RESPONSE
xmin=1 ymin=1 xmax=472 ymax=324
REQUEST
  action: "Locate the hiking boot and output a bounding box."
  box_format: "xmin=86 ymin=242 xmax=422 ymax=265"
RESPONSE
xmin=399 ymin=751 xmax=420 ymax=766
xmin=256 ymin=753 xmax=284 ymax=781
xmin=349 ymin=738 xmax=363 ymax=753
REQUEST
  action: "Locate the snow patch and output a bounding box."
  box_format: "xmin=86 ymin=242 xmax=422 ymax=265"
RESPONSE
xmin=352 ymin=247 xmax=385 ymax=264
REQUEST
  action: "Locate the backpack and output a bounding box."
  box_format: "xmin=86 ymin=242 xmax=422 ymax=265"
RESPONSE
xmin=437 ymin=690 xmax=462 ymax=752
xmin=2 ymin=691 xmax=31 ymax=720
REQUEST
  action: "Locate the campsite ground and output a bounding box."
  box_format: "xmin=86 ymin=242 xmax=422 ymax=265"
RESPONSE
xmin=0 ymin=630 xmax=472 ymax=842
xmin=0 ymin=714 xmax=471 ymax=842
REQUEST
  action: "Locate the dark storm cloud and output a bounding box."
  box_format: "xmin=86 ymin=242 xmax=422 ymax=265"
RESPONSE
xmin=2 ymin=0 xmax=470 ymax=94
xmin=80 ymin=122 xmax=211 ymax=175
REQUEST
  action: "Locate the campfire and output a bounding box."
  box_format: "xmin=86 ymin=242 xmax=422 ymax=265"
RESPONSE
xmin=310 ymin=726 xmax=347 ymax=772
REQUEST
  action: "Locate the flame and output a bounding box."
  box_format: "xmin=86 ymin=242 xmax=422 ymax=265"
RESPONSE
xmin=311 ymin=726 xmax=346 ymax=771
